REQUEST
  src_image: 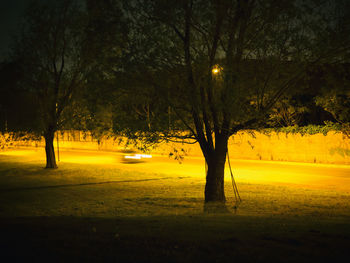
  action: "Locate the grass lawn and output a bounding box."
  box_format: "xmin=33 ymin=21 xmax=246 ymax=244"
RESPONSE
xmin=0 ymin=148 xmax=350 ymax=262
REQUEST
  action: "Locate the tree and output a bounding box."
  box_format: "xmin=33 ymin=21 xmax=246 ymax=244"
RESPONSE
xmin=315 ymin=63 xmax=350 ymax=124
xmin=112 ymin=0 xmax=350 ymax=209
xmin=59 ymin=0 xmax=127 ymax=140
xmin=11 ymin=0 xmax=93 ymax=168
xmin=0 ymin=60 xmax=41 ymax=133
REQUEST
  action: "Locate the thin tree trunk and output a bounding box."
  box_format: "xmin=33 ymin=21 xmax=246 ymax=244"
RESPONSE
xmin=44 ymin=128 xmax=57 ymax=169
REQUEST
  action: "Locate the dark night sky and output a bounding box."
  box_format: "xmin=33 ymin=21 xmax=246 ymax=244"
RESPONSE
xmin=0 ymin=0 xmax=84 ymax=61
xmin=0 ymin=0 xmax=58 ymax=60
xmin=0 ymin=0 xmax=29 ymax=60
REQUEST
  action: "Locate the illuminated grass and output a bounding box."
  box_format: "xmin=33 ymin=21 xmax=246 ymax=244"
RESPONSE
xmin=1 ymin=148 xmax=350 ymax=262
xmin=0 ymin=150 xmax=349 ymax=219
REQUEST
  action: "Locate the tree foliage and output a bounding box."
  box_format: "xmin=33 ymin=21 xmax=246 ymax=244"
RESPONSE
xmin=10 ymin=0 xmax=92 ymax=167
xmin=315 ymin=64 xmax=350 ymax=123
xmin=62 ymin=0 xmax=128 ymax=140
xmin=111 ymin=0 xmax=350 ymax=205
xmin=0 ymin=60 xmax=41 ymax=133
xmin=117 ymin=0 xmax=349 ymax=138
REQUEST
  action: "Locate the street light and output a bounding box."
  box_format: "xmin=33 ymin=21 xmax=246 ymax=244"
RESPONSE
xmin=212 ymin=65 xmax=221 ymax=75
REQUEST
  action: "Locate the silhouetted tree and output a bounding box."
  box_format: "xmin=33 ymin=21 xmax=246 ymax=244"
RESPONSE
xmin=11 ymin=0 xmax=90 ymax=168
xmin=0 ymin=60 xmax=41 ymax=133
xmin=114 ymin=0 xmax=350 ymax=210
xmin=315 ymin=64 xmax=350 ymax=124
xmin=57 ymin=0 xmax=127 ymax=141
xmin=81 ymin=0 xmax=127 ymax=139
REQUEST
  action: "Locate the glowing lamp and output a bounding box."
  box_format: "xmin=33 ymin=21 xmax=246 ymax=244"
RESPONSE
xmin=212 ymin=65 xmax=221 ymax=75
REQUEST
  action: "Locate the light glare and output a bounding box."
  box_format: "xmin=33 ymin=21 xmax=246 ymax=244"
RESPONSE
xmin=212 ymin=67 xmax=220 ymax=74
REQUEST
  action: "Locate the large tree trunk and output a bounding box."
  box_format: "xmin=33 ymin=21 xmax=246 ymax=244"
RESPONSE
xmin=205 ymin=152 xmax=226 ymax=202
xmin=203 ymin=134 xmax=228 ymax=212
xmin=44 ymin=128 xmax=57 ymax=169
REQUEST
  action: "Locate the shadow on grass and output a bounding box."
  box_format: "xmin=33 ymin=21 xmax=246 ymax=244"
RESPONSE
xmin=1 ymin=215 xmax=349 ymax=263
xmin=0 ymin=177 xmax=188 ymax=192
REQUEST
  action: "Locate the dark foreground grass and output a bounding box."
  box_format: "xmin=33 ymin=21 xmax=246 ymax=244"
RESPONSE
xmin=1 ymin=215 xmax=349 ymax=263
xmin=1 ymin=151 xmax=350 ymax=262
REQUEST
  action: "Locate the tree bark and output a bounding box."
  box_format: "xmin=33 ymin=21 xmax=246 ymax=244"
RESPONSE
xmin=44 ymin=128 xmax=57 ymax=169
xmin=203 ymin=134 xmax=228 ymax=212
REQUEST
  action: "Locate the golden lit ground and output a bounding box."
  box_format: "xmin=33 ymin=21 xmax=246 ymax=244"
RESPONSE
xmin=0 ymin=147 xmax=350 ymax=262
xmin=0 ymin=147 xmax=349 ymax=218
